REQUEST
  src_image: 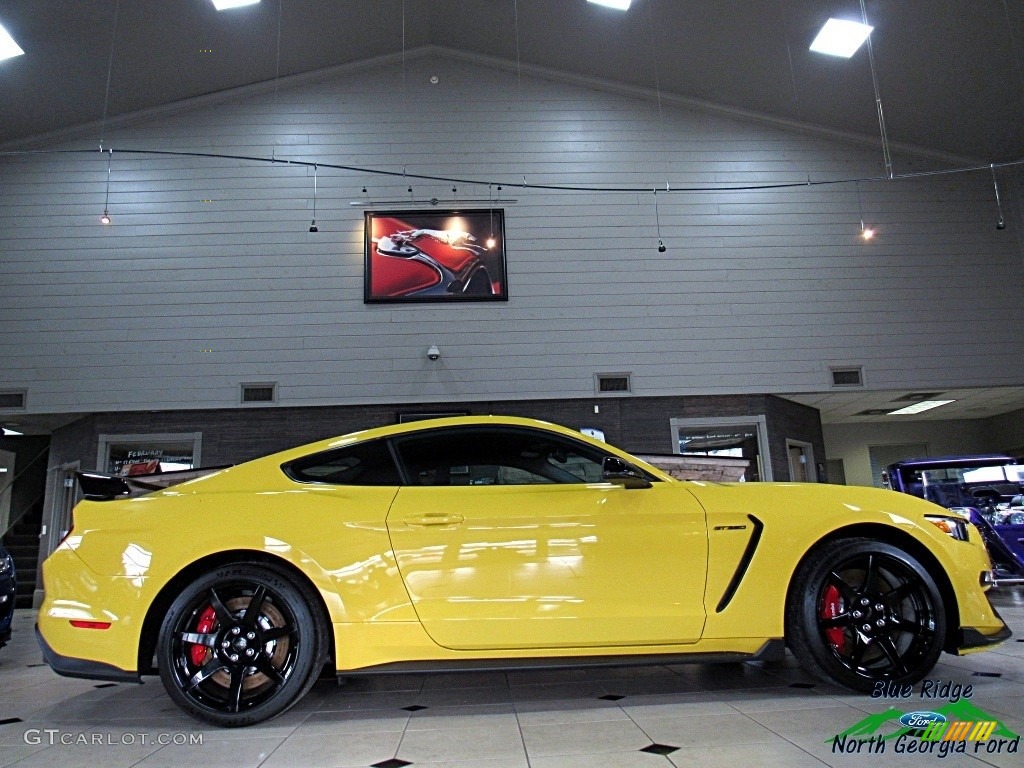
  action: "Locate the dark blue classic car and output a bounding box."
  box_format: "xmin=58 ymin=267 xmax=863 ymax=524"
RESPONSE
xmin=882 ymin=455 xmax=1024 ymax=585
xmin=0 ymin=541 xmax=14 ymax=648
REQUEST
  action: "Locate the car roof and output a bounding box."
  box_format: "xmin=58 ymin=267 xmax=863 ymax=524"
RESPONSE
xmin=315 ymin=415 xmax=592 ymax=448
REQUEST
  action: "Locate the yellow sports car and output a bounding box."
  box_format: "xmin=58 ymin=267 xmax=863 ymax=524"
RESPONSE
xmin=36 ymin=416 xmax=1009 ymax=726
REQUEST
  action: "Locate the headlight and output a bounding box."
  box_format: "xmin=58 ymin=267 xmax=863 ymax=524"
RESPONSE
xmin=0 ymin=554 xmax=11 ymax=576
xmin=925 ymin=514 xmax=970 ymax=541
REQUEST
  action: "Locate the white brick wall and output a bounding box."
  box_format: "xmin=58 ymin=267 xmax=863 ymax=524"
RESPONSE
xmin=1 ymin=52 xmax=1022 ymax=414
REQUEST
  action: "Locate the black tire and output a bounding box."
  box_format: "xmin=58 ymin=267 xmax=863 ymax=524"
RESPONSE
xmin=786 ymin=538 xmax=946 ymax=692
xmin=157 ymin=563 xmax=327 ymax=727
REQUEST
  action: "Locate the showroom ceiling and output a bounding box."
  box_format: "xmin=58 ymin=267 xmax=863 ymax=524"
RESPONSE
xmin=0 ymin=0 xmax=1022 ymax=161
xmin=784 ymin=387 xmax=1024 ymax=424
xmin=1 ymin=0 xmax=1023 ymax=429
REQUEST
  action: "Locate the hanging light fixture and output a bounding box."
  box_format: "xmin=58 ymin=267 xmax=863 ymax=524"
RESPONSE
xmin=654 ymin=190 xmax=666 ymax=252
xmin=100 ymin=148 xmax=113 ymax=224
xmin=485 ymin=184 xmax=497 ymax=249
xmin=309 ymin=164 xmax=318 ymax=233
xmin=856 ymin=180 xmax=874 ymax=240
xmin=991 ymin=164 xmax=1006 ymax=230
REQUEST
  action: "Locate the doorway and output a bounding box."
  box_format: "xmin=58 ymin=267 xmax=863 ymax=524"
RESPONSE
xmin=786 ymin=439 xmax=817 ymax=482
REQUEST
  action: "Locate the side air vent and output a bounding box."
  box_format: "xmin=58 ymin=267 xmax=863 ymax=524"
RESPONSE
xmin=240 ymin=382 xmax=277 ymax=404
xmin=830 ymin=366 xmax=864 ymax=388
xmin=0 ymin=390 xmax=27 ymax=410
xmin=595 ymin=373 xmax=631 ymax=394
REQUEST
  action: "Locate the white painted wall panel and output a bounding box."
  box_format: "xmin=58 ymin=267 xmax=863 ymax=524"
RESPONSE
xmin=1 ymin=53 xmax=1022 ymax=414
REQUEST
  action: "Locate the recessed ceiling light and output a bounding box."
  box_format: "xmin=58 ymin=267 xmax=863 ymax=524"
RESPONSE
xmin=888 ymin=400 xmax=956 ymax=416
xmin=211 ymin=0 xmax=260 ymax=11
xmin=588 ymin=0 xmax=632 ymax=10
xmin=810 ymin=18 xmax=873 ymax=58
xmin=0 ymin=23 xmax=25 ymax=62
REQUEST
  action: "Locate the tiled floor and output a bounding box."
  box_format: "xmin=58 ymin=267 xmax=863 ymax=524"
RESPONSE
xmin=1 ymin=591 xmax=1023 ymax=768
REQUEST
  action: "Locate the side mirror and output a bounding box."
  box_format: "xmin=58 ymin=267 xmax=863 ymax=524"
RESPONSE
xmin=602 ymin=456 xmax=652 ymax=489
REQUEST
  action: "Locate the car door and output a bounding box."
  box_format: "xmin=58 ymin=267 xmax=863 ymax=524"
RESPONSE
xmin=385 ymin=425 xmax=708 ymax=651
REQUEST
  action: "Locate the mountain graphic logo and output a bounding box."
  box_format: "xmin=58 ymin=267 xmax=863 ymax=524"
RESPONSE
xmin=829 ymin=700 xmax=1020 ymax=743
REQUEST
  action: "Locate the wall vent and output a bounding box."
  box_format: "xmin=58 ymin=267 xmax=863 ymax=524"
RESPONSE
xmin=829 ymin=366 xmax=864 ymax=388
xmin=595 ymin=373 xmax=631 ymax=394
xmin=240 ymin=382 xmax=277 ymax=404
xmin=0 ymin=390 xmax=27 ymax=410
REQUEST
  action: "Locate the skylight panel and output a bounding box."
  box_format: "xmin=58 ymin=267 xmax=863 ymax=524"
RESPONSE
xmin=212 ymin=0 xmax=260 ymax=11
xmin=810 ymin=18 xmax=873 ymax=58
xmin=588 ymin=0 xmax=632 ymax=11
xmin=888 ymin=400 xmax=956 ymax=416
xmin=0 ymin=23 xmax=24 ymax=63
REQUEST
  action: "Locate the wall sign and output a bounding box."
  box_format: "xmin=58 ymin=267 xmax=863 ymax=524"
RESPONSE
xmin=364 ymin=209 xmax=508 ymax=303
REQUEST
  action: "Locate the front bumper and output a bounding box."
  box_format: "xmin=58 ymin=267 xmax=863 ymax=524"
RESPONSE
xmin=0 ymin=588 xmax=13 ymax=643
xmin=956 ymin=603 xmax=1012 ymax=654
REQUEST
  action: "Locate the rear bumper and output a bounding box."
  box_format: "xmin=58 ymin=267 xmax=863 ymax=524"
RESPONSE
xmin=35 ymin=624 xmax=141 ymax=683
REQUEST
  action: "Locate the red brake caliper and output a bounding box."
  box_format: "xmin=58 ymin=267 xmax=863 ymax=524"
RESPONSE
xmin=822 ymin=584 xmax=846 ymax=653
xmin=190 ymin=605 xmax=218 ymax=666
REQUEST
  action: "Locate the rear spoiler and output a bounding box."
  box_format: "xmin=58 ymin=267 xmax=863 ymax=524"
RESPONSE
xmin=76 ymin=466 xmax=231 ymax=501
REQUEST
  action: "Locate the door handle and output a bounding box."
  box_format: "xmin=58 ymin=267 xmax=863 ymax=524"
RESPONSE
xmin=403 ymin=513 xmax=465 ymax=527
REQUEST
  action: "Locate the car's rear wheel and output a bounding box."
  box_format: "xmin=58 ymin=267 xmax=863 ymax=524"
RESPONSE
xmin=157 ymin=563 xmax=326 ymax=727
xmin=787 ymin=538 xmax=946 ymax=691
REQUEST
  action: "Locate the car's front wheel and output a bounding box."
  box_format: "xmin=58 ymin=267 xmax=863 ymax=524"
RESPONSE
xmin=787 ymin=538 xmax=946 ymax=691
xmin=157 ymin=563 xmax=326 ymax=727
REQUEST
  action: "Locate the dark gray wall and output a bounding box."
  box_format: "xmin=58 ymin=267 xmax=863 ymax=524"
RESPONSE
xmin=52 ymin=393 xmax=823 ymax=482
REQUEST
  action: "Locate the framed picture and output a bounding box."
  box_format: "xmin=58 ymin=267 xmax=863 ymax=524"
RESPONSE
xmin=364 ymin=209 xmax=508 ymax=303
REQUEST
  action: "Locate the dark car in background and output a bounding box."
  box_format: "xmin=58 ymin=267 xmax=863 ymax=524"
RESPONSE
xmin=0 ymin=541 xmax=14 ymax=649
xmin=882 ymin=455 xmax=1024 ymax=584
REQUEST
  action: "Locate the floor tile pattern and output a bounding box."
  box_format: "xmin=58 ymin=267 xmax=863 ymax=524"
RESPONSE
xmin=1 ymin=589 xmax=1022 ymax=767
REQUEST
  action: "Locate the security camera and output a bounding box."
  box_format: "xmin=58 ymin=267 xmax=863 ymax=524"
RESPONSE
xmin=427 ymin=345 xmax=441 ymax=361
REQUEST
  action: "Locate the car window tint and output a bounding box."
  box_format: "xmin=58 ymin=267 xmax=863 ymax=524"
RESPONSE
xmin=392 ymin=427 xmax=608 ymax=486
xmin=284 ymin=439 xmax=401 ymax=485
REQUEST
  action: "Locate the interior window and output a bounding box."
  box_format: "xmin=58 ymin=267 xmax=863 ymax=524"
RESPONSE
xmin=283 ymin=439 xmax=401 ymax=485
xmin=392 ymin=427 xmax=609 ymax=486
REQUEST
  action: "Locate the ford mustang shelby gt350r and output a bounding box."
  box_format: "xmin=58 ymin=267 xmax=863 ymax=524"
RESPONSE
xmin=37 ymin=416 xmax=1009 ymax=726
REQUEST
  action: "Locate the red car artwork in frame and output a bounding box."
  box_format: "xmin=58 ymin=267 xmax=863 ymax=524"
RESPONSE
xmin=364 ymin=209 xmax=508 ymax=302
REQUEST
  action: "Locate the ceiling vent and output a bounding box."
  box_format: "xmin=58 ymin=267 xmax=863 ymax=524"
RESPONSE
xmin=830 ymin=366 xmax=864 ymax=388
xmin=595 ymin=373 xmax=631 ymax=394
xmin=894 ymin=392 xmax=944 ymax=402
xmin=0 ymin=390 xmax=26 ymax=410
xmin=855 ymin=409 xmax=892 ymax=417
xmin=240 ymin=382 xmax=277 ymax=404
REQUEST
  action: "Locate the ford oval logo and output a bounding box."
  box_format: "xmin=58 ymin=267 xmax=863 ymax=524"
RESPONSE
xmin=899 ymin=711 xmax=947 ymax=728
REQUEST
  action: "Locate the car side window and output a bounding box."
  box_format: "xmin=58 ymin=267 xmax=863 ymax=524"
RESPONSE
xmin=391 ymin=427 xmax=609 ymax=486
xmin=283 ymin=439 xmax=402 ymax=485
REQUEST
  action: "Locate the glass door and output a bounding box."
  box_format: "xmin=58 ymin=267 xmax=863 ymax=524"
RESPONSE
xmin=97 ymin=432 xmax=202 ymax=476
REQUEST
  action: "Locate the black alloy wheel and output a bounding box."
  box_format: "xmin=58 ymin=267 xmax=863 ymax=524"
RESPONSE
xmin=157 ymin=564 xmax=326 ymax=727
xmin=787 ymin=538 xmax=946 ymax=692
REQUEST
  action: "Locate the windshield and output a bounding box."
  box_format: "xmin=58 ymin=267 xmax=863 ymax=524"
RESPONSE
xmin=898 ymin=463 xmax=1022 ymax=508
